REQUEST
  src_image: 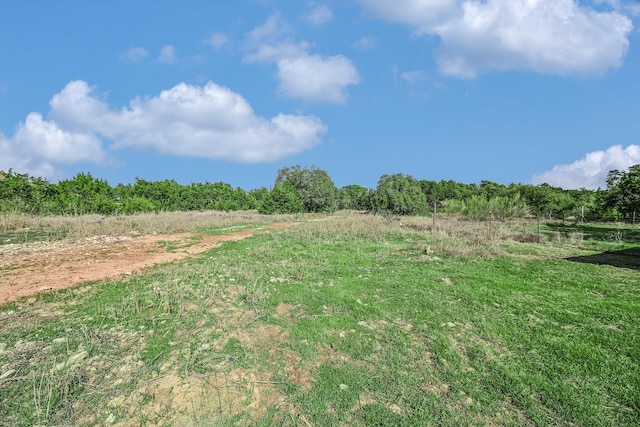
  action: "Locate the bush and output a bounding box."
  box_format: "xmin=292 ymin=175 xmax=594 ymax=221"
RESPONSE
xmin=370 ymin=174 xmax=428 ymax=216
xmin=258 ymin=181 xmax=305 ymax=214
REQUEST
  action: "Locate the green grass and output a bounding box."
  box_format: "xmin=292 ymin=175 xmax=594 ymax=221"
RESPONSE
xmin=194 ymin=223 xmax=265 ymax=235
xmin=1 ymin=214 xmax=638 ymax=426
xmin=0 ymin=229 xmax=58 ymax=245
xmin=543 ymin=222 xmax=640 ymax=243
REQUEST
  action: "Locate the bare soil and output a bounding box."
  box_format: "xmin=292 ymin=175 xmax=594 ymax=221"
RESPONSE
xmin=0 ymin=223 xmax=293 ymax=306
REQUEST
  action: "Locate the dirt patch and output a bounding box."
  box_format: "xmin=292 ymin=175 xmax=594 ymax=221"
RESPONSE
xmin=0 ymin=223 xmax=293 ymax=306
xmin=285 ymin=350 xmax=314 ymax=391
xmin=275 ymin=303 xmax=295 ymax=320
xmin=115 ymin=368 xmax=287 ymax=426
xmin=275 ymin=302 xmax=307 ymax=322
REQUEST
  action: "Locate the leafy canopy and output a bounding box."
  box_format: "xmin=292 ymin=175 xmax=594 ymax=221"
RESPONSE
xmin=276 ymin=165 xmax=339 ymax=213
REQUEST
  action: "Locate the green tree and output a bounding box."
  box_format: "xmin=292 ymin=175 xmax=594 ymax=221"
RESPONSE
xmin=0 ymin=169 xmax=55 ymax=214
xmin=479 ymin=180 xmax=507 ymax=199
xmin=249 ymin=187 xmax=270 ymax=209
xmin=339 ymin=185 xmax=371 ymax=210
xmin=600 ymin=164 xmax=640 ymax=220
xmin=196 ymin=182 xmax=237 ymax=211
xmin=371 ymin=174 xmax=428 ymax=216
xmin=276 ymin=166 xmax=339 ymax=213
xmin=518 ymin=183 xmax=577 ymax=219
xmin=55 ymin=172 xmax=117 ymax=215
xmin=420 ymin=179 xmax=480 ymax=203
xmin=258 ymin=181 xmax=305 ymax=214
xmin=130 ymin=178 xmax=184 ymax=211
xmin=119 ymin=196 xmax=158 ymax=214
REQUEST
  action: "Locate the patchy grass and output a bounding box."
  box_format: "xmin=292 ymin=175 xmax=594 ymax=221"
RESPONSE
xmin=158 ymin=235 xmax=204 ymax=252
xmin=0 ymin=210 xmax=301 ymax=245
xmin=1 ymin=212 xmax=638 ymax=426
xmin=543 ymin=222 xmax=640 ymax=244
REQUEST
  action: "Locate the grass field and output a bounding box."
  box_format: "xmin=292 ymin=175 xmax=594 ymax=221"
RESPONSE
xmin=1 ymin=212 xmax=638 ymax=426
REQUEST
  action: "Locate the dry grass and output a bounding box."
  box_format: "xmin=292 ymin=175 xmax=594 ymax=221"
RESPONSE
xmin=287 ymin=212 xmax=589 ymax=258
xmin=0 ymin=211 xmax=301 ymax=242
xmin=1 ymin=209 xmax=588 ymax=257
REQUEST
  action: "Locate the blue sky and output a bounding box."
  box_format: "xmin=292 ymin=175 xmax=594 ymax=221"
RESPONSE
xmin=1 ymin=0 xmax=639 ymax=191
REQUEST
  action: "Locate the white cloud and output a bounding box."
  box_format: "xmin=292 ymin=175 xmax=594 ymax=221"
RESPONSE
xmin=245 ymin=14 xmax=360 ymax=103
xmin=0 ymin=112 xmax=105 ymax=180
xmin=304 ymin=5 xmax=334 ymax=25
xmin=1 ymin=80 xmax=327 ymax=180
xmin=244 ymin=14 xmax=309 ymax=63
xmin=360 ymin=0 xmax=633 ymax=78
xmin=158 ymin=45 xmax=176 ymax=64
xmin=247 ymin=13 xmax=291 ymax=44
xmin=277 ymin=53 xmax=361 ymax=103
xmin=361 ymin=0 xmax=459 ymax=30
xmin=204 ymin=32 xmax=230 ymax=49
xmin=119 ymin=47 xmax=149 ymax=63
xmin=245 ymin=41 xmax=309 ymax=63
xmin=531 ymin=145 xmax=640 ymax=189
xmin=109 ymin=81 xmax=327 ymax=161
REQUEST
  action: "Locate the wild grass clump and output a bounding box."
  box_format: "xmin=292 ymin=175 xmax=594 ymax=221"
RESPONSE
xmin=287 ymin=213 xmax=402 ymax=243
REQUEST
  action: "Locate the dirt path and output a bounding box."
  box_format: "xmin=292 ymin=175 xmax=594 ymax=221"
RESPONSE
xmin=0 ymin=223 xmax=293 ymax=306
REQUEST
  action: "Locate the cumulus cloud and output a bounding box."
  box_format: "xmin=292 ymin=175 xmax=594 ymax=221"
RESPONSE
xmin=158 ymin=45 xmax=176 ymax=64
xmin=119 ymin=47 xmax=149 ymax=63
xmin=303 ymin=4 xmax=334 ymax=25
xmin=0 ymin=113 xmax=104 ymax=180
xmin=531 ymin=145 xmax=640 ymax=189
xmin=0 ymin=80 xmax=327 ymax=180
xmin=277 ymin=53 xmax=361 ymax=103
xmin=360 ymin=0 xmax=633 ymax=78
xmin=245 ymin=14 xmax=360 ymax=103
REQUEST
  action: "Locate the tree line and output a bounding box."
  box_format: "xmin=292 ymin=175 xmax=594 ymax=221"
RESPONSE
xmin=1 ymin=164 xmax=638 ymax=221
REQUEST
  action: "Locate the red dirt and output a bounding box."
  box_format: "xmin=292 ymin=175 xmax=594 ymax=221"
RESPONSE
xmin=0 ymin=223 xmax=293 ymax=306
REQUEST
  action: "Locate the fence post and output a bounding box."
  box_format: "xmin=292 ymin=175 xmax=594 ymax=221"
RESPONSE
xmin=433 ymin=202 xmax=437 ymax=227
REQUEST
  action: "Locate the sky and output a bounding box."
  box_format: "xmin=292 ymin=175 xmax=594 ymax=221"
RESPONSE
xmin=1 ymin=0 xmax=639 ymax=191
